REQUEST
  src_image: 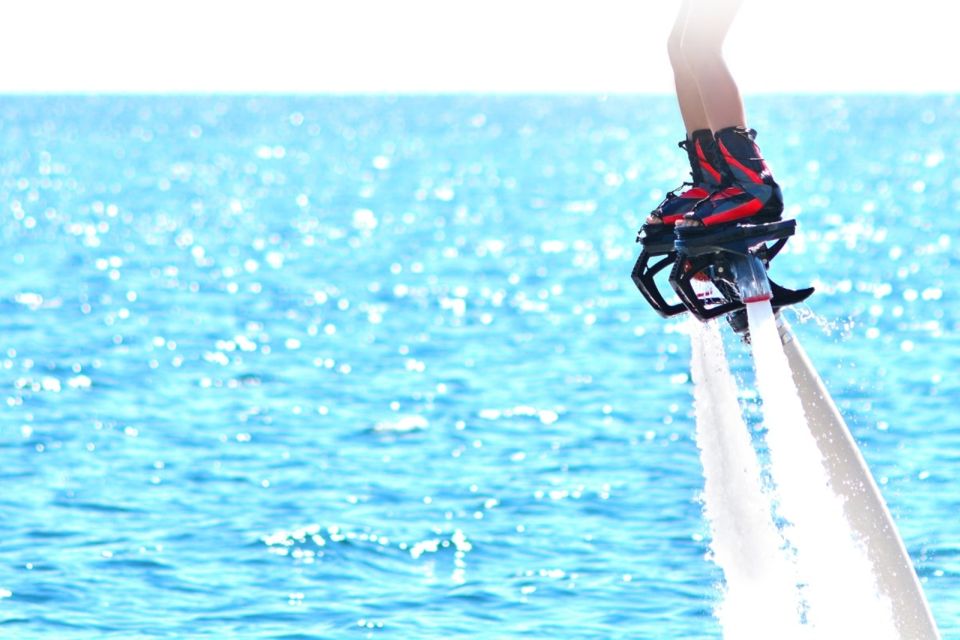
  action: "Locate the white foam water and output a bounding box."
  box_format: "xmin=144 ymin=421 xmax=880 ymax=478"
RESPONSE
xmin=744 ymin=300 xmax=896 ymax=638
xmin=689 ymin=320 xmax=805 ymax=639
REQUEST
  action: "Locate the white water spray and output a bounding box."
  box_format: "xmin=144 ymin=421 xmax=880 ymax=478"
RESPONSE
xmin=744 ymin=300 xmax=896 ymax=638
xmin=689 ymin=320 xmax=805 ymax=639
xmin=689 ymin=303 xmax=900 ymax=638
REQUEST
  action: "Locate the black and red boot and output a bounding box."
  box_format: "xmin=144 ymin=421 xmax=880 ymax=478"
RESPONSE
xmin=634 ymin=129 xmax=726 ymax=317
xmin=647 ymin=128 xmax=725 ymax=225
xmin=683 ymin=127 xmax=783 ymax=227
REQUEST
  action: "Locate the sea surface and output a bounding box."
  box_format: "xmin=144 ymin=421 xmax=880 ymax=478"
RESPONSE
xmin=0 ymin=95 xmax=957 ymax=638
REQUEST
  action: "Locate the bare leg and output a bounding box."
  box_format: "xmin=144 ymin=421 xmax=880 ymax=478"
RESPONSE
xmin=679 ymin=0 xmax=746 ymax=132
xmin=672 ymin=0 xmax=747 ymax=227
xmin=646 ymin=0 xmax=748 ymax=226
xmin=645 ymin=0 xmax=714 ymax=224
xmin=668 ymin=0 xmax=710 ymax=135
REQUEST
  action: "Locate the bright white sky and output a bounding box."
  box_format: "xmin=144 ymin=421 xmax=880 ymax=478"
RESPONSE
xmin=2 ymin=0 xmax=956 ymax=94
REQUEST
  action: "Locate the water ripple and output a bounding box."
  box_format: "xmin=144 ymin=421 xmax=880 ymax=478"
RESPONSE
xmin=0 ymin=95 xmax=956 ymax=637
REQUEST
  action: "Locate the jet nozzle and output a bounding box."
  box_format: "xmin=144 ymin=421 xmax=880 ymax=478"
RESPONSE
xmin=730 ymin=254 xmax=772 ymax=303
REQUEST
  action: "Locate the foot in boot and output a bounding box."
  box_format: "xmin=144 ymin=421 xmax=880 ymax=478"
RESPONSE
xmin=680 ymin=127 xmax=783 ymax=227
xmin=646 ymin=129 xmax=724 ymax=226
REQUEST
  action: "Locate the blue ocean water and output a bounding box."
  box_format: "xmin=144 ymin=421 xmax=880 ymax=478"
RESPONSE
xmin=0 ymin=95 xmax=957 ymax=638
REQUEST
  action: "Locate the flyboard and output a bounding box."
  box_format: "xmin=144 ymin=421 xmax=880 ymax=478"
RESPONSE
xmin=632 ymin=219 xmax=940 ymax=638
